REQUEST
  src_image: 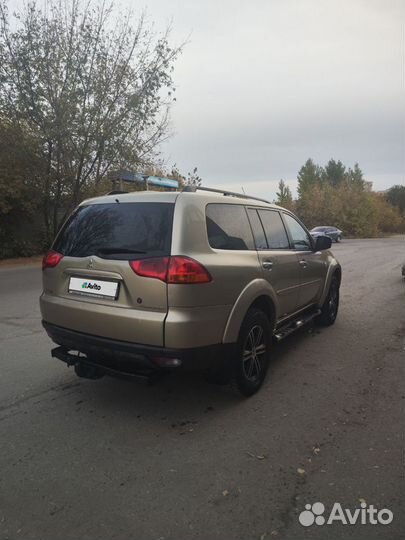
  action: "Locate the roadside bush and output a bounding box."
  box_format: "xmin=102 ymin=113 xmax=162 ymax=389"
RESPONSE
xmin=295 ymin=158 xmax=405 ymax=237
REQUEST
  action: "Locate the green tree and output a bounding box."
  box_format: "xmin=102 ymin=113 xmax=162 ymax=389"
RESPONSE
xmin=294 ymin=158 xmax=405 ymax=237
xmin=386 ymin=185 xmax=405 ymax=216
xmin=323 ymin=159 xmax=346 ymax=187
xmin=346 ymin=163 xmax=366 ymax=189
xmin=275 ymin=179 xmax=293 ymax=209
xmin=0 ymin=118 xmax=44 ymax=256
xmin=297 ymin=158 xmax=322 ymax=198
xmin=0 ymin=0 xmax=182 ymax=240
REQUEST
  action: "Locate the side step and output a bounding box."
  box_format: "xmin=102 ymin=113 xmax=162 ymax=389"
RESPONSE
xmin=274 ymin=309 xmax=321 ymax=341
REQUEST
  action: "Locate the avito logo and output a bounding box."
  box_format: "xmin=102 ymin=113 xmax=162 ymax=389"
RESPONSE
xmin=81 ymin=281 xmax=101 ymax=291
xmin=299 ymin=501 xmax=393 ymax=527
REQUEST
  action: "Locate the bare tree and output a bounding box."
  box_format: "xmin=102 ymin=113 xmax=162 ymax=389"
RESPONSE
xmin=0 ymin=0 xmax=182 ymax=238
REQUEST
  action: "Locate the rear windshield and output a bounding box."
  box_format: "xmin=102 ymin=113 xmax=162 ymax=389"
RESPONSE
xmin=53 ymin=202 xmax=174 ymax=259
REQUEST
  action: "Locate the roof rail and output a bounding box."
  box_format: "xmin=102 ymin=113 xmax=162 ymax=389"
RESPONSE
xmin=108 ymin=190 xmax=129 ymax=195
xmin=182 ymin=185 xmax=271 ymax=205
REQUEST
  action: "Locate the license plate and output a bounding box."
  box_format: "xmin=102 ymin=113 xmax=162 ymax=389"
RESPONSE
xmin=68 ymin=276 xmax=119 ymax=299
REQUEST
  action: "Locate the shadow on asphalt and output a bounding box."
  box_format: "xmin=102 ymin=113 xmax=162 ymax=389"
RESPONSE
xmin=66 ymin=322 xmax=319 ymax=422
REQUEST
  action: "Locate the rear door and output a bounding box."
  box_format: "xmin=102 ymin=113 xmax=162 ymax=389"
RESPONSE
xmin=282 ymin=212 xmax=327 ymax=308
xmin=247 ymin=208 xmax=301 ymax=319
xmin=46 ymin=201 xmax=175 ymax=344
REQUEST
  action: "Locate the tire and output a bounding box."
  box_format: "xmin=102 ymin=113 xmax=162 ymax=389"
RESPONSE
xmin=233 ymin=308 xmax=272 ymax=397
xmin=317 ymin=276 xmax=340 ymax=326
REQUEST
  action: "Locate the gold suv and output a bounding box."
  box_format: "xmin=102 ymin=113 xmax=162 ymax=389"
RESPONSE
xmin=41 ymin=187 xmax=341 ymax=396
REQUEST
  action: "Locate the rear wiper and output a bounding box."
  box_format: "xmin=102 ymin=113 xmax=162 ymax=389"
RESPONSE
xmin=96 ymin=247 xmax=146 ymax=255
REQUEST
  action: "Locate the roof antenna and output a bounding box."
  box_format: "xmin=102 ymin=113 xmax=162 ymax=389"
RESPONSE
xmin=241 ymin=186 xmax=246 ymax=195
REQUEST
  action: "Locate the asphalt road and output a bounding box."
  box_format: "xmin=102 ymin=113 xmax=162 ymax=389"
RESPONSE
xmin=0 ymin=238 xmax=404 ymax=540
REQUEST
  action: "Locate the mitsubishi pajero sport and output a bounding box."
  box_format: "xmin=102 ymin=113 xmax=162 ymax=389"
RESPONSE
xmin=41 ymin=186 xmax=341 ymax=396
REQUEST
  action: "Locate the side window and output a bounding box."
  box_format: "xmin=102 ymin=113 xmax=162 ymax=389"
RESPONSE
xmin=283 ymin=213 xmax=312 ymax=251
xmin=206 ymin=204 xmax=255 ymax=250
xmin=257 ymin=210 xmax=290 ymax=249
xmin=246 ymin=208 xmax=268 ymax=250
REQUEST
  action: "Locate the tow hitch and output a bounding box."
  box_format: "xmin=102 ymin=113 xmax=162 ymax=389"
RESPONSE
xmin=50 ymin=346 xmax=167 ymax=383
xmin=51 ymin=347 xmax=105 ymax=379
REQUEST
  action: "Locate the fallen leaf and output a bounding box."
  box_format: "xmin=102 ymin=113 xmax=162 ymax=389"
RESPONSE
xmin=222 ymin=490 xmax=229 ymax=497
xmin=297 ymin=468 xmax=306 ymax=475
xmin=246 ymin=452 xmax=266 ymax=460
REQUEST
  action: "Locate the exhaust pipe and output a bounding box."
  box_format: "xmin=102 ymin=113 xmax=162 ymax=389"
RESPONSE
xmin=74 ymin=362 xmax=105 ymax=380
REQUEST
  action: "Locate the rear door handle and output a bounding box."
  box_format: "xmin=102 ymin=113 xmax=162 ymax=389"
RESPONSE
xmin=299 ymin=259 xmax=307 ymax=268
xmin=262 ymin=260 xmax=273 ymax=270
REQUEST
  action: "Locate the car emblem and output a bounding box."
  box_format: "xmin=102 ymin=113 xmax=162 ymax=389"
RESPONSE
xmin=88 ymin=258 xmax=94 ymax=269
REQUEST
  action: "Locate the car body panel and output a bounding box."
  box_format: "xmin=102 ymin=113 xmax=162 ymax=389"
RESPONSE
xmin=164 ymin=305 xmax=232 ymax=348
xmin=294 ymin=248 xmax=329 ymax=307
xmin=317 ymin=255 xmax=342 ymax=306
xmin=255 ymin=250 xmax=302 ymax=317
xmin=222 ymin=279 xmax=277 ymax=343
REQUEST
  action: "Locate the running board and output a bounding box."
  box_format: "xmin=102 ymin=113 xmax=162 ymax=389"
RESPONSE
xmin=274 ymin=309 xmax=321 ymax=341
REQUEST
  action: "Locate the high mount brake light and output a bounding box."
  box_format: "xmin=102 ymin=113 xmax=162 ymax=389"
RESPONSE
xmin=42 ymin=250 xmax=63 ymax=270
xmin=129 ymin=256 xmax=211 ymax=284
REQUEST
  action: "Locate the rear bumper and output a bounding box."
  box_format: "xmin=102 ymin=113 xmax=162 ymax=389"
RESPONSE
xmin=40 ymin=292 xmax=166 ymax=347
xmin=42 ymin=321 xmax=236 ymax=375
xmin=40 ymin=293 xmax=232 ymax=349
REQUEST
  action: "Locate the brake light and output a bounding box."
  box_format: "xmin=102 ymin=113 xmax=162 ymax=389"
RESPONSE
xmin=129 ymin=257 xmax=169 ymax=282
xmin=42 ymin=250 xmax=63 ymax=270
xmin=129 ymin=256 xmax=211 ymax=284
xmin=168 ymin=256 xmax=212 ymax=283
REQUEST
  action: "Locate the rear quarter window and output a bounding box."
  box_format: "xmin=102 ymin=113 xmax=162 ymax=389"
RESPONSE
xmin=53 ymin=202 xmax=174 ymax=259
xmin=206 ymin=204 xmax=255 ymax=250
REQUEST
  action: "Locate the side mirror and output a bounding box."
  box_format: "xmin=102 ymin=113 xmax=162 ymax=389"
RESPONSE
xmin=314 ymin=235 xmax=332 ymax=251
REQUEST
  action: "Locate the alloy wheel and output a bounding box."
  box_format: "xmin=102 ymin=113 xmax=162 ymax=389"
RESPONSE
xmin=328 ymin=283 xmax=339 ymax=320
xmin=242 ymin=324 xmax=267 ymax=382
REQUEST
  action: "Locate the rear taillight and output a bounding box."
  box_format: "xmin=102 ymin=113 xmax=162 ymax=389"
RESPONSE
xmin=167 ymin=256 xmax=212 ymax=284
xmin=42 ymin=250 xmax=63 ymax=270
xmin=129 ymin=257 xmax=169 ymax=282
xmin=129 ymin=256 xmax=212 ymax=284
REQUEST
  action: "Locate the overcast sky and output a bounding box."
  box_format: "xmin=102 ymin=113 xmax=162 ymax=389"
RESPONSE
xmin=133 ymin=0 xmax=404 ymax=199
